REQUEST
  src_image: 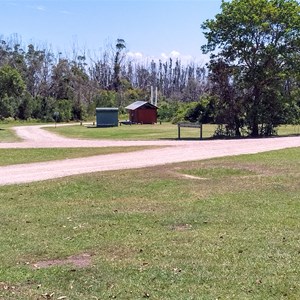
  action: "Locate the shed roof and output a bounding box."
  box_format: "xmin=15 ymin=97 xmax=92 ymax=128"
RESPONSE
xmin=96 ymin=107 xmax=119 ymax=112
xmin=125 ymin=101 xmax=157 ymax=110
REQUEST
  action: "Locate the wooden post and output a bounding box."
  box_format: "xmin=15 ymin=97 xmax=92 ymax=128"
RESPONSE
xmin=200 ymin=123 xmax=203 ymax=140
xmin=178 ymin=123 xmax=181 ymax=140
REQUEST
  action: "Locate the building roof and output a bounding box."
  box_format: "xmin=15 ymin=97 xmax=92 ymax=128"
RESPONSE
xmin=125 ymin=101 xmax=157 ymax=110
xmin=96 ymin=107 xmax=119 ymax=112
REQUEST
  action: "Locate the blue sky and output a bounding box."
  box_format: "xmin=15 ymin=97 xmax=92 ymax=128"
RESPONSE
xmin=1 ymin=0 xmax=222 ymax=64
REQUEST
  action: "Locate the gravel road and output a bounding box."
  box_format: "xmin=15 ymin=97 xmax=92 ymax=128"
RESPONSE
xmin=0 ymin=124 xmax=299 ymax=186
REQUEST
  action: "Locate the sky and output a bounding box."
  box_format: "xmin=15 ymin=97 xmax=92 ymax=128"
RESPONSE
xmin=1 ymin=0 xmax=222 ymax=64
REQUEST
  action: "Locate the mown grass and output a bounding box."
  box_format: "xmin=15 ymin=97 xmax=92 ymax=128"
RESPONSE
xmin=0 ymin=124 xmax=21 ymax=142
xmin=0 ymin=147 xmax=155 ymax=166
xmin=46 ymin=123 xmax=300 ymax=140
xmin=277 ymin=124 xmax=300 ymax=136
xmin=46 ymin=123 xmax=217 ymax=140
xmin=0 ymin=147 xmax=299 ymax=299
xmin=1 ymin=122 xmax=299 ymax=143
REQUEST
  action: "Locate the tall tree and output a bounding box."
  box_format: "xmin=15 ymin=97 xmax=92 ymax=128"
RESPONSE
xmin=0 ymin=64 xmax=25 ymax=118
xmin=202 ymin=0 xmax=300 ymax=136
xmin=0 ymin=64 xmax=25 ymax=98
xmin=112 ymin=39 xmax=126 ymax=92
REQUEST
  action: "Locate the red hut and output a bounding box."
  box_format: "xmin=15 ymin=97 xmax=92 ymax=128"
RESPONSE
xmin=125 ymin=101 xmax=158 ymax=124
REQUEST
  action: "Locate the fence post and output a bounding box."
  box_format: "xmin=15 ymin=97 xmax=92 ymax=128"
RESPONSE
xmin=200 ymin=123 xmax=203 ymax=140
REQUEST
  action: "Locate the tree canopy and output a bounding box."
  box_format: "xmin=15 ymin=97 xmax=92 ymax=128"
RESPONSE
xmin=202 ymin=0 xmax=300 ymax=136
xmin=0 ymin=37 xmax=208 ymax=122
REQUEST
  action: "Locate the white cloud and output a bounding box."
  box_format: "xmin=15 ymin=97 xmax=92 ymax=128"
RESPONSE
xmin=160 ymin=52 xmax=168 ymax=60
xmin=170 ymin=50 xmax=180 ymax=58
xmin=160 ymin=51 xmax=195 ymax=64
xmin=127 ymin=51 xmax=144 ymax=60
xmin=126 ymin=50 xmax=209 ymax=66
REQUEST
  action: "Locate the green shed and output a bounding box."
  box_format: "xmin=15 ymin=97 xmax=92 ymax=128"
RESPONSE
xmin=96 ymin=108 xmax=119 ymax=127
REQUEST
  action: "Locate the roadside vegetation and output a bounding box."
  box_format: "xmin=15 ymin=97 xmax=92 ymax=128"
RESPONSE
xmin=0 ymin=125 xmax=20 ymax=142
xmin=0 ymin=120 xmax=44 ymax=142
xmin=0 ymin=148 xmax=299 ymax=299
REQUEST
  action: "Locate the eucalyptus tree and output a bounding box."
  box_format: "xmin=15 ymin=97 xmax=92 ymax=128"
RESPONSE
xmin=50 ymin=58 xmax=72 ymax=100
xmin=208 ymin=59 xmax=244 ymax=136
xmin=112 ymin=39 xmax=126 ymax=92
xmin=90 ymin=50 xmax=112 ymax=89
xmin=25 ymin=44 xmax=53 ymax=97
xmin=202 ymin=0 xmax=300 ymax=136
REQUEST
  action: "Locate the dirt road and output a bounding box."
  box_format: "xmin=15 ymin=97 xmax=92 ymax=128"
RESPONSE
xmin=0 ymin=124 xmax=299 ymax=185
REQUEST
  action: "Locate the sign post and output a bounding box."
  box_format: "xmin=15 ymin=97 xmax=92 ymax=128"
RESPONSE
xmin=53 ymin=112 xmax=59 ymax=128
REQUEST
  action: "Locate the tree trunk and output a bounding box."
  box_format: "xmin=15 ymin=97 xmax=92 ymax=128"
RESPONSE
xmin=251 ymin=121 xmax=259 ymax=137
xmin=250 ymin=88 xmax=260 ymax=137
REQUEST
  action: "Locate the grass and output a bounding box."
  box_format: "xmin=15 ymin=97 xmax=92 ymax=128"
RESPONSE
xmin=0 ymin=124 xmax=21 ymax=142
xmin=0 ymin=147 xmax=155 ymax=166
xmin=0 ymin=121 xmax=45 ymax=143
xmin=1 ymin=122 xmax=299 ymax=143
xmin=277 ymin=124 xmax=300 ymax=136
xmin=45 ymin=123 xmax=217 ymax=140
xmin=46 ymin=123 xmax=300 ymax=141
xmin=0 ymin=147 xmax=299 ymax=299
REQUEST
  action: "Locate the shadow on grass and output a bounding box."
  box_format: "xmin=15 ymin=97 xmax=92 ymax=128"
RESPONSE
xmin=160 ymin=133 xmax=300 ymax=141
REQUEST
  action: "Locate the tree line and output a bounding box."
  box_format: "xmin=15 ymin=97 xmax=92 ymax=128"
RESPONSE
xmin=0 ymin=37 xmax=208 ymax=122
xmin=1 ymin=0 xmax=300 ymax=137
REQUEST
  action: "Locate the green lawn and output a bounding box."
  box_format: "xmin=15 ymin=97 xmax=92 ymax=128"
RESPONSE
xmin=1 ymin=122 xmax=299 ymax=143
xmin=277 ymin=124 xmax=300 ymax=136
xmin=0 ymin=148 xmax=299 ymax=299
xmin=46 ymin=123 xmax=300 ymax=140
xmin=45 ymin=123 xmax=217 ymax=140
xmin=0 ymin=124 xmax=21 ymax=142
xmin=0 ymin=147 xmax=155 ymax=166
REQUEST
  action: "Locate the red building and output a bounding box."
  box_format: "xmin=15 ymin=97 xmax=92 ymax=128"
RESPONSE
xmin=125 ymin=101 xmax=158 ymax=124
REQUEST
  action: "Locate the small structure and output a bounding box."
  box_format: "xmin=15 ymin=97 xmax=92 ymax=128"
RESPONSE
xmin=125 ymin=101 xmax=157 ymax=124
xmin=96 ymin=107 xmax=118 ymax=127
xmin=177 ymin=122 xmax=203 ymax=140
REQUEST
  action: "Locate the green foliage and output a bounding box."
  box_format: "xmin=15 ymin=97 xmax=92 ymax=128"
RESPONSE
xmin=93 ymin=90 xmax=117 ymax=108
xmin=0 ymin=64 xmax=25 ymax=99
xmin=159 ymin=97 xmax=214 ymax=124
xmin=17 ymin=92 xmax=33 ymax=120
xmin=157 ymin=101 xmax=180 ymax=122
xmin=39 ymin=97 xmax=56 ymax=122
xmin=55 ymin=99 xmax=72 ymax=122
xmin=0 ymin=65 xmax=25 ymax=119
xmin=0 ymin=96 xmax=16 ymax=119
xmin=202 ymin=0 xmax=300 ymax=136
xmin=113 ymin=39 xmax=126 ymax=92
xmin=72 ymin=100 xmax=87 ymax=121
xmin=123 ymin=87 xmax=144 ymax=106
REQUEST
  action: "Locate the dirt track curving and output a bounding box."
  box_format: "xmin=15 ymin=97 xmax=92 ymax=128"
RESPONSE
xmin=0 ymin=124 xmax=299 ymax=186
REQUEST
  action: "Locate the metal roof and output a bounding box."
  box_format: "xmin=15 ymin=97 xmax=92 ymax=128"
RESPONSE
xmin=125 ymin=101 xmax=157 ymax=110
xmin=96 ymin=107 xmax=119 ymax=111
